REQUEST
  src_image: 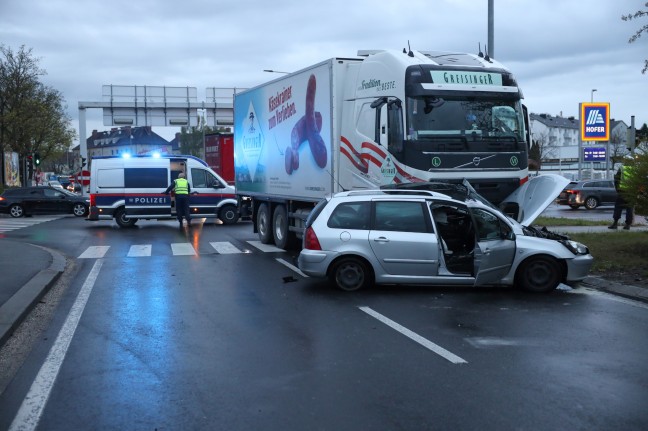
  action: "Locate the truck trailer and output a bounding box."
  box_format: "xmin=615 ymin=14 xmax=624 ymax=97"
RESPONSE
xmin=233 ymin=49 xmax=531 ymax=249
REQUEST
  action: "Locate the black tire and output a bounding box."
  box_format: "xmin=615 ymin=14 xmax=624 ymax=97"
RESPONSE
xmin=272 ymin=205 xmax=290 ymax=249
xmin=329 ymin=257 xmax=373 ymax=291
xmin=584 ymin=196 xmax=599 ymax=210
xmin=9 ymin=204 xmax=24 ymax=218
xmin=73 ymin=203 xmax=88 ymax=217
xmin=114 ymin=207 xmax=138 ymax=228
xmin=516 ymin=256 xmax=562 ymax=293
xmin=218 ymin=204 xmax=239 ymax=225
xmin=257 ymin=203 xmax=272 ymax=244
xmin=569 ymin=205 xmax=579 ymax=210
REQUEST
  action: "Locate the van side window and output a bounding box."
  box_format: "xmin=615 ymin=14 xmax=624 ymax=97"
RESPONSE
xmin=124 ymin=168 xmax=167 ymax=188
xmin=191 ymin=168 xmax=220 ymax=188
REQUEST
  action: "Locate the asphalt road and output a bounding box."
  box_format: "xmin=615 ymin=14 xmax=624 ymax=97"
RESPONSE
xmin=0 ymin=215 xmax=647 ymax=430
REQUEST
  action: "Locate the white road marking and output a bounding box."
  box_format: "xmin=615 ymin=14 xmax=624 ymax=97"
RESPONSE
xmin=359 ymin=306 xmax=468 ymax=364
xmin=247 ymin=240 xmax=284 ymax=253
xmin=78 ymin=245 xmax=110 ymax=259
xmin=210 ymin=241 xmax=242 ymax=254
xmin=276 ymin=258 xmax=308 ymax=277
xmin=171 ymin=242 xmax=196 ymax=256
xmin=127 ymin=244 xmax=151 ymax=257
xmin=9 ymin=259 xmax=103 ymax=431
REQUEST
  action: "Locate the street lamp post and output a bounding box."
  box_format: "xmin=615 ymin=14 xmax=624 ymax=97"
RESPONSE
xmin=263 ymin=69 xmax=289 ymax=74
xmin=591 ymin=89 xmax=597 ymax=102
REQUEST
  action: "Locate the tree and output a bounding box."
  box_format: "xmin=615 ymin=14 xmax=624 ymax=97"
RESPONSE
xmin=622 ymin=2 xmax=648 ymax=74
xmin=529 ymin=130 xmax=557 ymax=172
xmin=178 ymin=115 xmax=215 ymax=158
xmin=0 ymin=44 xmax=76 ymax=183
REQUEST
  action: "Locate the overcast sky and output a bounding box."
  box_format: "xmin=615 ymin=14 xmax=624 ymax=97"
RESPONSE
xmin=1 ymin=0 xmax=646 ymax=146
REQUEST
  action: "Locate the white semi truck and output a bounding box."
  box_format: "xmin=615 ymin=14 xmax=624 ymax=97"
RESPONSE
xmin=233 ymin=49 xmax=531 ymax=248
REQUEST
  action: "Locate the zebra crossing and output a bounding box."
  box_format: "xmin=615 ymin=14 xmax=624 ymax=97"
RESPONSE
xmin=77 ymin=240 xmax=285 ymax=259
xmin=0 ymin=215 xmax=64 ymax=232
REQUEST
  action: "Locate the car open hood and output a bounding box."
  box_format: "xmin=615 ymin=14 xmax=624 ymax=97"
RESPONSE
xmin=500 ymin=175 xmax=570 ymax=226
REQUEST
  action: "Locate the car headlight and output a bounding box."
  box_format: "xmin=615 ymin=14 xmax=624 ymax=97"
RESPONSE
xmin=560 ymin=240 xmax=589 ymax=255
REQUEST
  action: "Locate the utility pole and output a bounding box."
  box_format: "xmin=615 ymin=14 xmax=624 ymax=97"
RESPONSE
xmin=488 ymin=0 xmax=495 ymax=58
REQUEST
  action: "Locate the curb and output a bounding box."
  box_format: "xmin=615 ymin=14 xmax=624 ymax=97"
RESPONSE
xmin=0 ymin=244 xmax=66 ymax=347
xmin=582 ymin=276 xmax=648 ymax=304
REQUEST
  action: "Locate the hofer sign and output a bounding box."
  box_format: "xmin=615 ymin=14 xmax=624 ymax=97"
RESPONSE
xmin=580 ymin=103 xmax=610 ymax=141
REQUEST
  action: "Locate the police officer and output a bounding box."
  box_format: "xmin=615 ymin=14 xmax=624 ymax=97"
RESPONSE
xmin=609 ymin=164 xmax=634 ymax=230
xmin=164 ymin=172 xmax=192 ymax=228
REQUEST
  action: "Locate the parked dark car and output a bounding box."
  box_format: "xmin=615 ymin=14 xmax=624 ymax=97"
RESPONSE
xmin=0 ymin=186 xmax=89 ymax=218
xmin=556 ymin=180 xmax=617 ymax=210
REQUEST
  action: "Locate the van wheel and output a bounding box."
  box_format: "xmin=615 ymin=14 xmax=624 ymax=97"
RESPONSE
xmin=115 ymin=208 xmax=138 ymax=228
xmin=516 ymin=256 xmax=561 ymax=293
xmin=219 ymin=204 xmax=239 ymax=225
xmin=329 ymin=257 xmax=373 ymax=291
xmin=272 ymin=205 xmax=291 ymax=249
xmin=584 ymin=197 xmax=599 ymax=210
xmin=257 ymin=203 xmax=272 ymax=244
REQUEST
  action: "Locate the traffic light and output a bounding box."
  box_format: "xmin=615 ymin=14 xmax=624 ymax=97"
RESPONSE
xmin=34 ymin=152 xmax=41 ymax=166
xmin=27 ymin=155 xmax=34 ymax=177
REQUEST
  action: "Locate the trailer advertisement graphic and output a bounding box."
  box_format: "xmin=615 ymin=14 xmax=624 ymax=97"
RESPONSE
xmin=234 ymin=65 xmax=332 ymax=198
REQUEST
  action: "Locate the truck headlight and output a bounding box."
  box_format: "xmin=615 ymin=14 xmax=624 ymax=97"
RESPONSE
xmin=560 ymin=240 xmax=589 ymax=255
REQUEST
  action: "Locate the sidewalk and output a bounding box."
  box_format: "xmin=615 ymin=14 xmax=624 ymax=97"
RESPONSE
xmin=0 ymin=240 xmax=65 ymax=346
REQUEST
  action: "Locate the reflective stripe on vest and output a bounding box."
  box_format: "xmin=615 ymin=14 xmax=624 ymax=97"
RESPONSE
xmin=174 ymin=178 xmax=189 ymax=194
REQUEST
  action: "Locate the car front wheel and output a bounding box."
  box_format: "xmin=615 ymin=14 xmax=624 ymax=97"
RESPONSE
xmin=9 ymin=204 xmax=24 ymax=218
xmin=73 ymin=203 xmax=87 ymax=217
xmin=329 ymin=257 xmax=372 ymax=291
xmin=584 ymin=196 xmax=599 ymax=210
xmin=516 ymin=256 xmax=562 ymax=293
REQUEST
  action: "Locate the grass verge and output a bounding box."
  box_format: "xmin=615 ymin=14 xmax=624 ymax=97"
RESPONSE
xmin=567 ymin=231 xmax=648 ymax=284
xmin=534 ymin=216 xmax=609 ymax=227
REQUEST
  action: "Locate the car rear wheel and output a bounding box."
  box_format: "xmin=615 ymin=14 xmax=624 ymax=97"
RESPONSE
xmin=584 ymin=196 xmax=599 ymax=210
xmin=73 ymin=203 xmax=87 ymax=217
xmin=257 ymin=203 xmax=272 ymax=244
xmin=115 ymin=207 xmax=138 ymax=228
xmin=329 ymin=257 xmax=372 ymax=291
xmin=9 ymin=204 xmax=24 ymax=218
xmin=516 ymin=256 xmax=562 ymax=293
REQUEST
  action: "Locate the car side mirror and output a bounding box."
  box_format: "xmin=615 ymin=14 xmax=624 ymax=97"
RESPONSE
xmin=213 ymin=182 xmax=225 ymax=189
xmin=503 ymin=231 xmax=515 ymax=241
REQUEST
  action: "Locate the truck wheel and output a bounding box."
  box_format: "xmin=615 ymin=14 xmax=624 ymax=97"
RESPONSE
xmin=115 ymin=207 xmax=138 ymax=228
xmin=257 ymin=203 xmax=272 ymax=244
xmin=272 ymin=205 xmax=291 ymax=249
xmin=219 ymin=204 xmax=239 ymax=225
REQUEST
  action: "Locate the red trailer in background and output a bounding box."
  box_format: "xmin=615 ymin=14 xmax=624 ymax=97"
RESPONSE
xmin=204 ymin=133 xmax=234 ymax=183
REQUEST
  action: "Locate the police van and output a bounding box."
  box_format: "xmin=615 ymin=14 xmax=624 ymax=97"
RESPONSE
xmin=87 ymin=154 xmax=239 ymax=227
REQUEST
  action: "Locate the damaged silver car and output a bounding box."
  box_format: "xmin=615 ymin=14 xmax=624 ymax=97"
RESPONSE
xmin=298 ymin=175 xmax=593 ymax=292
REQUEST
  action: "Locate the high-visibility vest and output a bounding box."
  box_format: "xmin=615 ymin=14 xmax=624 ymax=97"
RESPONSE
xmin=174 ymin=178 xmax=189 ymax=194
